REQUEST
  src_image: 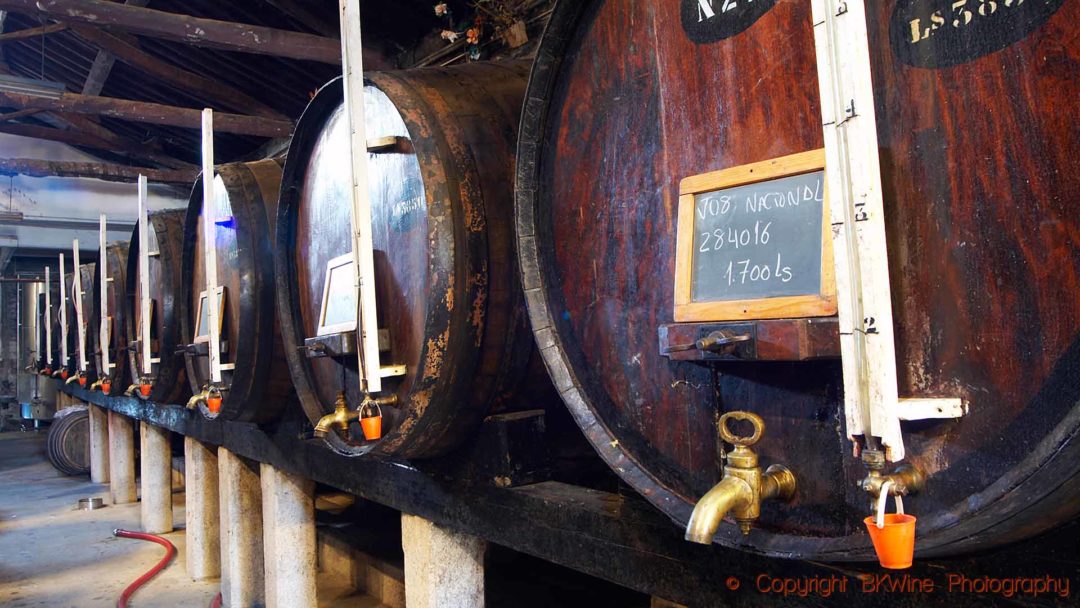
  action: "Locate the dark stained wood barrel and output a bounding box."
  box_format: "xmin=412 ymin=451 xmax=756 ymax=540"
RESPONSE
xmin=125 ymin=209 xmax=191 ymax=404
xmin=181 ymin=160 xmax=291 ymax=422
xmin=36 ymin=281 xmax=60 ymax=373
xmin=46 ymin=406 xmax=90 ymax=476
xmin=74 ymin=263 xmax=97 ymax=382
xmin=59 ymin=271 xmax=76 ymax=375
xmin=276 ymin=61 xmax=541 ymax=459
xmin=516 ymin=1 xmax=1080 ymax=560
xmin=91 ymin=242 xmax=129 ymax=392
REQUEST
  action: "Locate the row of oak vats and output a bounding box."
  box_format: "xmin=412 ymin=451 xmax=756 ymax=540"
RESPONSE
xmin=26 ymin=2 xmax=1080 ymax=564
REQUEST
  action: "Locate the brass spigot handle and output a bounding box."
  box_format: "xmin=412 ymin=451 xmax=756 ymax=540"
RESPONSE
xmin=718 ymin=411 xmax=765 ymax=446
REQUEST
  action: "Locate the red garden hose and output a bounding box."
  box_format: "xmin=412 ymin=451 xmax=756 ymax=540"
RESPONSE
xmin=113 ymin=528 xmax=177 ymax=608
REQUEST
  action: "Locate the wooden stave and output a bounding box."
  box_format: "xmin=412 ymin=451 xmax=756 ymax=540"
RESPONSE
xmin=91 ymin=242 xmax=130 ymax=389
xmin=514 ymin=0 xmax=1080 ymax=560
xmin=124 ymin=209 xmax=191 ymax=405
xmin=275 ymin=62 xmax=541 ymax=459
xmin=180 ymin=160 xmax=291 ymax=423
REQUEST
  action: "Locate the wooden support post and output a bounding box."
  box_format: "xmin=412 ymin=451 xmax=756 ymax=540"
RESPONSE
xmin=0 ymin=0 xmax=342 ymax=63
xmin=219 ymin=448 xmax=264 ymax=607
xmin=0 ymin=90 xmax=293 ymax=137
xmin=107 ymin=410 xmax=136 ymax=504
xmin=184 ymin=436 xmax=220 ymax=581
xmin=401 ymin=514 xmax=486 ymax=608
xmin=139 ymin=421 xmax=173 ymax=534
xmin=87 ymin=403 xmax=109 ymax=484
xmin=0 ymin=158 xmax=196 ymax=184
xmin=261 ymin=464 xmax=316 ymax=608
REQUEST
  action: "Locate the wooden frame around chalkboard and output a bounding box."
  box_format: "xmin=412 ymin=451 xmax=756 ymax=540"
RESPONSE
xmin=673 ymin=148 xmax=836 ymax=322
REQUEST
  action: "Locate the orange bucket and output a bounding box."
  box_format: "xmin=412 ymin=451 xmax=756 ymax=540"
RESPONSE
xmin=78 ymin=375 xmax=87 ymax=387
xmin=206 ymin=391 xmax=222 ymax=414
xmin=360 ymin=402 xmax=383 ymax=441
xmin=864 ymin=480 xmax=916 ymax=569
xmin=61 ymin=369 xmax=69 ymax=380
xmin=139 ymin=382 xmax=153 ymax=398
xmin=101 ymin=380 xmax=111 ymax=395
xmin=864 ymin=513 xmax=916 ymax=569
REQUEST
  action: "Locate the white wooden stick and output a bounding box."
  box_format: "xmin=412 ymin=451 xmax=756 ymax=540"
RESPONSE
xmin=201 ymin=109 xmax=223 ymax=384
xmin=44 ymin=266 xmax=52 ymax=366
xmin=138 ymin=175 xmax=152 ymax=376
xmin=339 ymin=0 xmax=382 ymax=393
xmin=99 ymin=214 xmax=111 ymax=374
xmin=811 ymin=0 xmax=903 ymax=460
xmin=59 ymin=253 xmax=67 ymax=367
xmin=72 ymin=239 xmax=88 ymax=372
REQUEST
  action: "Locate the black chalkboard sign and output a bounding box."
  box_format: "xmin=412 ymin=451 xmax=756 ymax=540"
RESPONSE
xmin=674 ymin=150 xmax=836 ymax=321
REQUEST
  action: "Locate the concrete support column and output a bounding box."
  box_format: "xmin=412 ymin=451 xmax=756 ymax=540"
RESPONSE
xmin=401 ymin=513 xmax=487 ymax=608
xmin=261 ymin=464 xmax=316 ymax=608
xmin=107 ymin=410 xmax=136 ymax=504
xmin=219 ymin=448 xmax=264 ymax=607
xmin=139 ymin=422 xmax=173 ymax=534
xmin=184 ymin=437 xmax=220 ymax=581
xmin=87 ymin=404 xmax=109 ymax=484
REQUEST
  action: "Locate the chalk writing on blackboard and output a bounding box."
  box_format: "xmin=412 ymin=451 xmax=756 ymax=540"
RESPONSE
xmin=674 ymin=149 xmax=836 ymax=322
xmin=691 ymin=171 xmax=824 ymax=302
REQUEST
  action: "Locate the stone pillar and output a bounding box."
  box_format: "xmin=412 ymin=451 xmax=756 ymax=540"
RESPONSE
xmin=261 ymin=464 xmax=316 ymax=608
xmin=220 ymin=448 xmax=264 ymax=607
xmin=401 ymin=514 xmax=486 ymax=608
xmin=87 ymin=404 xmax=109 ymax=484
xmin=139 ymin=422 xmax=173 ymax=534
xmin=107 ymin=410 xmax=136 ymax=504
xmin=185 ymin=436 xmax=220 ymax=581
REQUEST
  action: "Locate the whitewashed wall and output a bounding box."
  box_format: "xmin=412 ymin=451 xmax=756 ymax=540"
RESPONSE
xmin=0 ymin=132 xmax=190 ymax=252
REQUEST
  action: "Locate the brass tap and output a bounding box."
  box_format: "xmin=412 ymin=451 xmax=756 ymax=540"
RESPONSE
xmin=685 ymin=411 xmax=797 ymax=543
xmin=65 ymin=373 xmax=82 ymax=385
xmin=313 ymin=392 xmax=398 ymax=439
xmin=186 ymin=386 xmax=210 ymax=410
xmin=124 ymin=383 xmax=140 ymax=397
xmin=313 ymin=392 xmax=358 ymax=438
xmin=859 ymin=449 xmax=924 ymax=509
xmin=89 ymin=379 xmax=104 ymax=391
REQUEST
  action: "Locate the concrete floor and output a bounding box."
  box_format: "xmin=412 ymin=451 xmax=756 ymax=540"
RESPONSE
xmin=0 ymin=430 xmax=381 ymax=608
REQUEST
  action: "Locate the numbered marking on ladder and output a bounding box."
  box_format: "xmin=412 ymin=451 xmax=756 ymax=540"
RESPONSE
xmin=339 ymin=0 xmax=383 ymax=394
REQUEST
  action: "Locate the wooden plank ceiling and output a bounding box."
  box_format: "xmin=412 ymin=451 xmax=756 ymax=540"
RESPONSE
xmin=0 ymin=0 xmax=442 ymax=168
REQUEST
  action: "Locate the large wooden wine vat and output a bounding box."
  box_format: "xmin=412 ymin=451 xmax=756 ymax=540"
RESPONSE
xmin=34 ymin=280 xmax=60 ymax=374
xmin=58 ymin=271 xmax=76 ymax=376
xmin=181 ymin=160 xmax=290 ymax=422
xmin=276 ymin=62 xmax=540 ymax=458
xmin=72 ymin=263 xmax=97 ymax=383
xmin=516 ymin=1 xmax=1080 ymax=560
xmin=125 ymin=209 xmax=190 ymax=404
xmin=91 ymin=243 xmax=129 ymax=394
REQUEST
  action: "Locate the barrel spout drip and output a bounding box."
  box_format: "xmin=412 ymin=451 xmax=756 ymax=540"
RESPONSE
xmin=685 ymin=477 xmax=753 ymax=543
xmin=684 ymin=411 xmax=797 ymax=543
xmin=313 ymin=392 xmax=358 ymax=439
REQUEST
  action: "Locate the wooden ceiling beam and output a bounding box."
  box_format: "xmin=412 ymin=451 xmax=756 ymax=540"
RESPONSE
xmin=49 ymin=112 xmax=195 ymax=169
xmin=68 ymin=24 xmax=289 ymax=120
xmin=0 ymin=88 xmax=294 ymax=137
xmin=80 ymin=0 xmax=146 ymax=95
xmin=0 ymin=22 xmax=67 ymax=42
xmin=261 ymin=0 xmax=339 ymax=38
xmin=0 ymin=156 xmax=195 ymax=184
xmin=0 ymin=0 xmax=342 ymax=64
xmin=0 ymin=120 xmax=195 ymax=170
